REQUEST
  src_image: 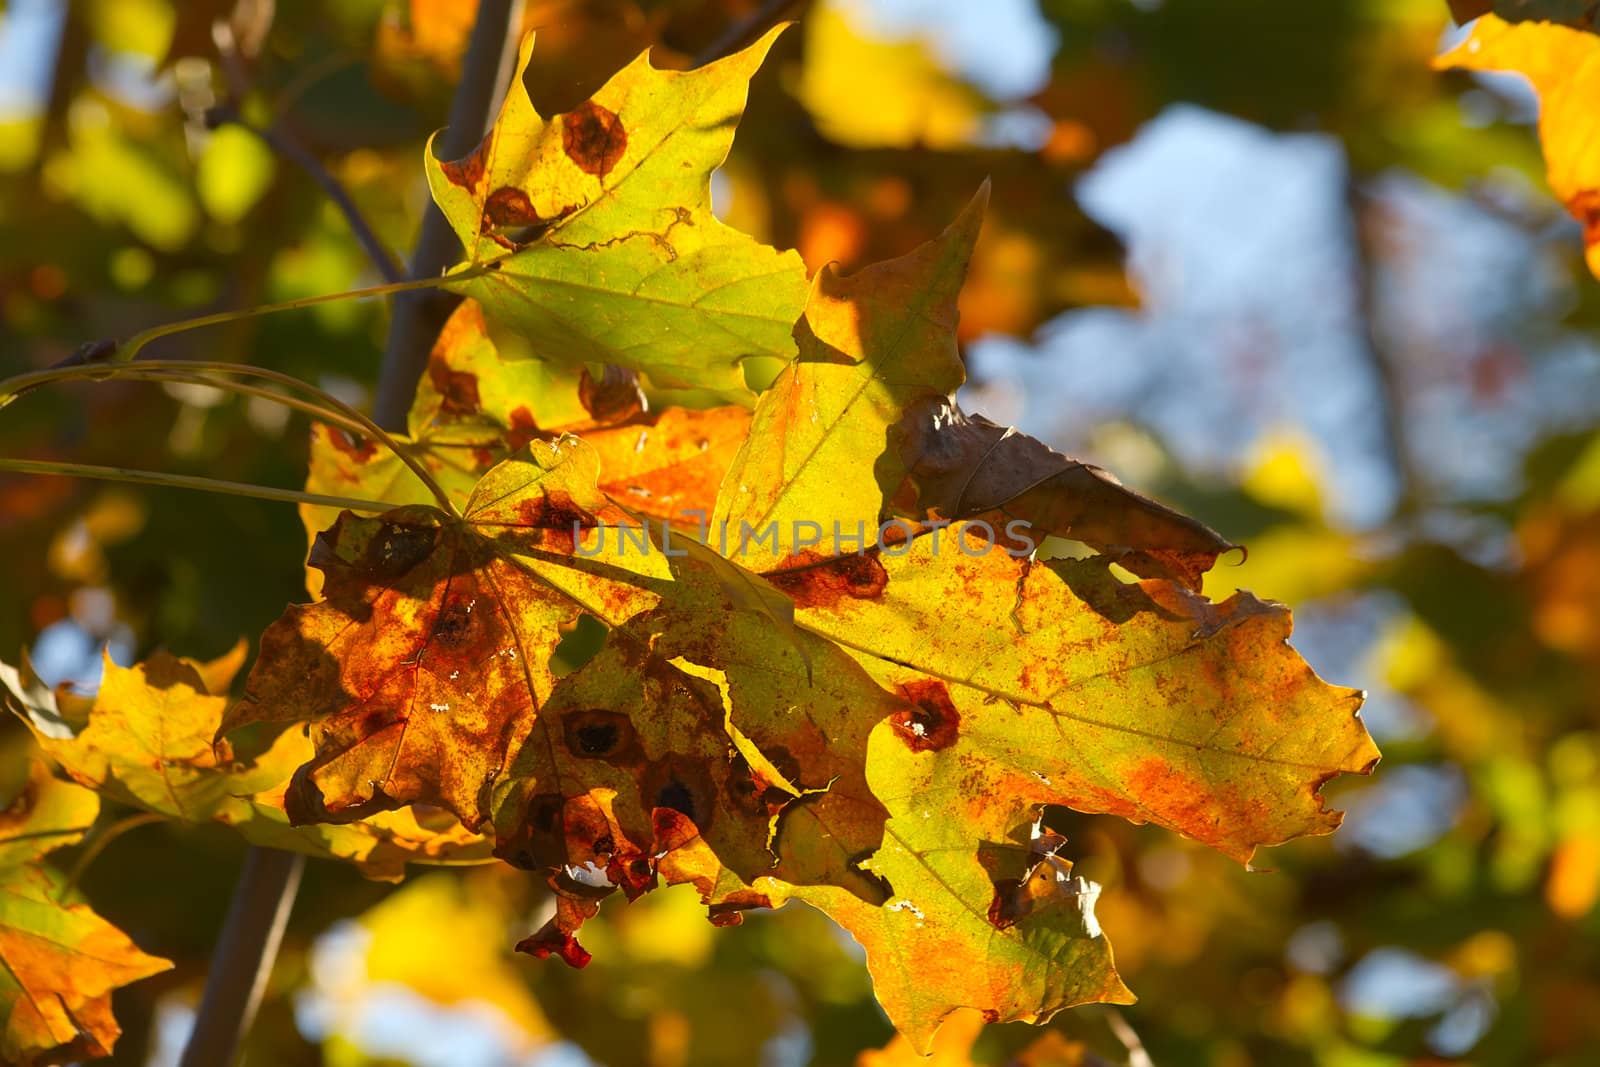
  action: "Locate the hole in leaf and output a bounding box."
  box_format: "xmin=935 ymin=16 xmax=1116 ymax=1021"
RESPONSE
xmin=551 ymin=613 xmax=606 ymax=677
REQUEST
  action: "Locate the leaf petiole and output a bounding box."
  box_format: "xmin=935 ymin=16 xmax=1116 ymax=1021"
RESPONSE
xmin=0 ymin=458 xmax=397 ymax=513
xmin=0 ymin=360 xmax=463 ymax=518
xmin=113 ymin=270 xmax=488 ymax=363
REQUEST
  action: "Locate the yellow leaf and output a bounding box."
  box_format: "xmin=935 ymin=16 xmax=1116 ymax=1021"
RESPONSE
xmin=425 ymin=29 xmax=809 ymax=400
xmin=1435 ymin=14 xmax=1600 ymax=276
xmin=0 ymin=762 xmax=171 ymax=1065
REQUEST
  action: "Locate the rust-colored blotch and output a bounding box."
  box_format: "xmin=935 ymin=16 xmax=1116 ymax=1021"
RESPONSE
xmin=891 ymin=679 xmax=960 ymax=753
xmin=562 ymin=101 xmax=627 ymax=179
xmin=427 ymin=359 xmax=481 ymax=415
xmin=765 ymin=550 xmax=889 ymax=609
xmin=483 ymin=186 xmax=541 ymax=230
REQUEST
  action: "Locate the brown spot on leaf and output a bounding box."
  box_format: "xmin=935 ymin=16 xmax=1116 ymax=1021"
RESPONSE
xmin=987 ymin=876 xmax=1025 ymax=930
xmin=429 ymin=591 xmax=486 ymax=651
xmin=515 ymin=490 xmax=600 ymax=553
xmin=333 ymin=520 xmax=437 ymax=582
xmin=324 ymin=426 xmax=377 ymax=462
xmin=764 ymin=550 xmax=888 ymax=609
xmin=439 ymin=135 xmax=488 ymax=191
xmin=890 ymin=679 xmax=960 ymax=753
xmin=483 ymin=186 xmax=541 ymax=231
xmin=527 ymin=792 xmax=564 ymax=834
xmin=427 ymin=361 xmax=480 ymax=416
xmin=726 ymin=748 xmax=800 ymax=816
xmin=562 ymin=101 xmax=627 ymax=179
xmin=506 ymin=406 xmax=541 ymax=452
xmin=560 ymin=709 xmax=641 ymax=763
xmin=642 ymin=759 xmax=716 ymax=832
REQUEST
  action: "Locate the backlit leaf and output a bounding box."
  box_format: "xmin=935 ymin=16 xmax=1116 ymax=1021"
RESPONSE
xmin=1435 ymin=14 xmax=1600 ymax=275
xmin=713 ymin=185 xmax=1232 ymax=588
xmin=425 ymin=29 xmax=809 ymax=400
xmin=0 ymin=762 xmax=171 ymax=1065
xmin=3 ymin=647 xmax=490 ymax=880
xmin=302 ymin=300 xmax=753 ymax=596
xmin=230 ymin=438 xmax=666 ymax=829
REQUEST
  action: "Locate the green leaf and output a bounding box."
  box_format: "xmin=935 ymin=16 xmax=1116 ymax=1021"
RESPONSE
xmin=425 ymin=29 xmax=809 ymax=401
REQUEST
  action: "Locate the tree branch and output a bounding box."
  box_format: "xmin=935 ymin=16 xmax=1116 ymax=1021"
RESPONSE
xmin=176 ymin=848 xmax=304 ymax=1067
xmin=208 ymin=17 xmax=405 ymax=283
xmin=693 ymin=0 xmax=810 ymax=68
xmin=216 ymin=106 xmax=405 ymax=283
xmin=373 ymin=0 xmax=525 ymax=431
xmin=177 ymin=8 xmax=523 ymax=1065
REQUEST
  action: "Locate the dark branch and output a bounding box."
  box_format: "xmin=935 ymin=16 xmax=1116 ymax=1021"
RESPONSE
xmin=211 ymin=106 xmax=405 ymax=284
xmin=693 ymin=0 xmax=810 ymax=68
xmin=373 ymin=0 xmax=525 ymax=432
xmin=177 ymin=848 xmax=304 ymax=1067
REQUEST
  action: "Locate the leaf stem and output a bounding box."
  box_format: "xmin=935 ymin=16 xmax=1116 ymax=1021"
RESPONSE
xmin=116 ymin=272 xmax=471 ymax=363
xmin=60 ymin=812 xmax=167 ymax=898
xmin=372 ymin=0 xmax=524 ymax=429
xmin=0 ymin=360 xmax=463 ymax=517
xmin=0 ymin=458 xmax=396 ymax=513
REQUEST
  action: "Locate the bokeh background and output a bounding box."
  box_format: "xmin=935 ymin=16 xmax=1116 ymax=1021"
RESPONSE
xmin=2 ymin=0 xmax=1599 ymax=1064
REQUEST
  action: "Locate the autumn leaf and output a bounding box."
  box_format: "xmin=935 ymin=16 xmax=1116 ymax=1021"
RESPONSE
xmin=319 ymin=871 xmax=553 ymax=1051
xmin=858 ymin=1007 xmax=1095 ymax=1066
xmin=796 ymin=3 xmax=993 ymax=150
xmin=0 ymin=762 xmax=171 ymax=1065
xmin=697 ymin=195 xmax=1377 ymax=1044
xmin=424 ymin=28 xmax=809 ymax=400
xmin=770 ymin=744 xmax=1131 ymax=1049
xmin=491 ymin=546 xmax=904 ymax=929
xmin=303 ymin=300 xmax=753 ymax=596
xmin=713 ymin=184 xmax=1232 ymax=588
xmin=229 ymin=437 xmax=667 ymax=829
xmin=1436 ymin=14 xmax=1600 ymax=276
xmin=2 ymin=646 xmax=491 ymax=880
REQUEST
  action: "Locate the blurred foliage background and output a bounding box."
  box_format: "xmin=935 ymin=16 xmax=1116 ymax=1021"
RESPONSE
xmin=2 ymin=0 xmax=1599 ymax=1064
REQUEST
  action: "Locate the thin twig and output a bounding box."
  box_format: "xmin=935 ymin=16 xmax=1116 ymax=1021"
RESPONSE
xmin=373 ymin=0 xmax=524 ymax=431
xmin=2 ymin=358 xmax=463 ymax=516
xmin=207 ymin=15 xmax=403 ymax=282
xmin=217 ymin=108 xmax=405 ymax=282
xmin=1346 ymin=178 xmax=1418 ymax=514
xmin=1103 ymin=1008 xmax=1155 ymax=1067
xmin=692 ymin=0 xmax=809 ymax=68
xmin=61 ymin=812 xmax=167 ymax=897
xmin=0 ymin=458 xmax=396 ymax=513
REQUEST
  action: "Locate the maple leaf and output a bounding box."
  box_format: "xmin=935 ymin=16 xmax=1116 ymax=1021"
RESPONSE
xmin=1436 ymin=15 xmax=1600 ymax=277
xmin=303 ymin=299 xmax=753 ymax=596
xmin=228 ymin=437 xmax=667 ymax=829
xmin=424 ymin=29 xmax=809 ymax=400
xmin=713 ymin=185 xmax=1233 ymax=590
xmin=859 ymin=1006 xmax=1094 ymax=1066
xmin=0 ymin=762 xmax=171 ymax=1065
xmin=771 ymin=783 xmax=1131 ymax=1050
xmin=3 ymin=647 xmax=490 ymax=880
xmin=702 ymin=193 xmax=1379 ymax=1044
xmin=491 ymin=548 xmax=903 ymax=927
